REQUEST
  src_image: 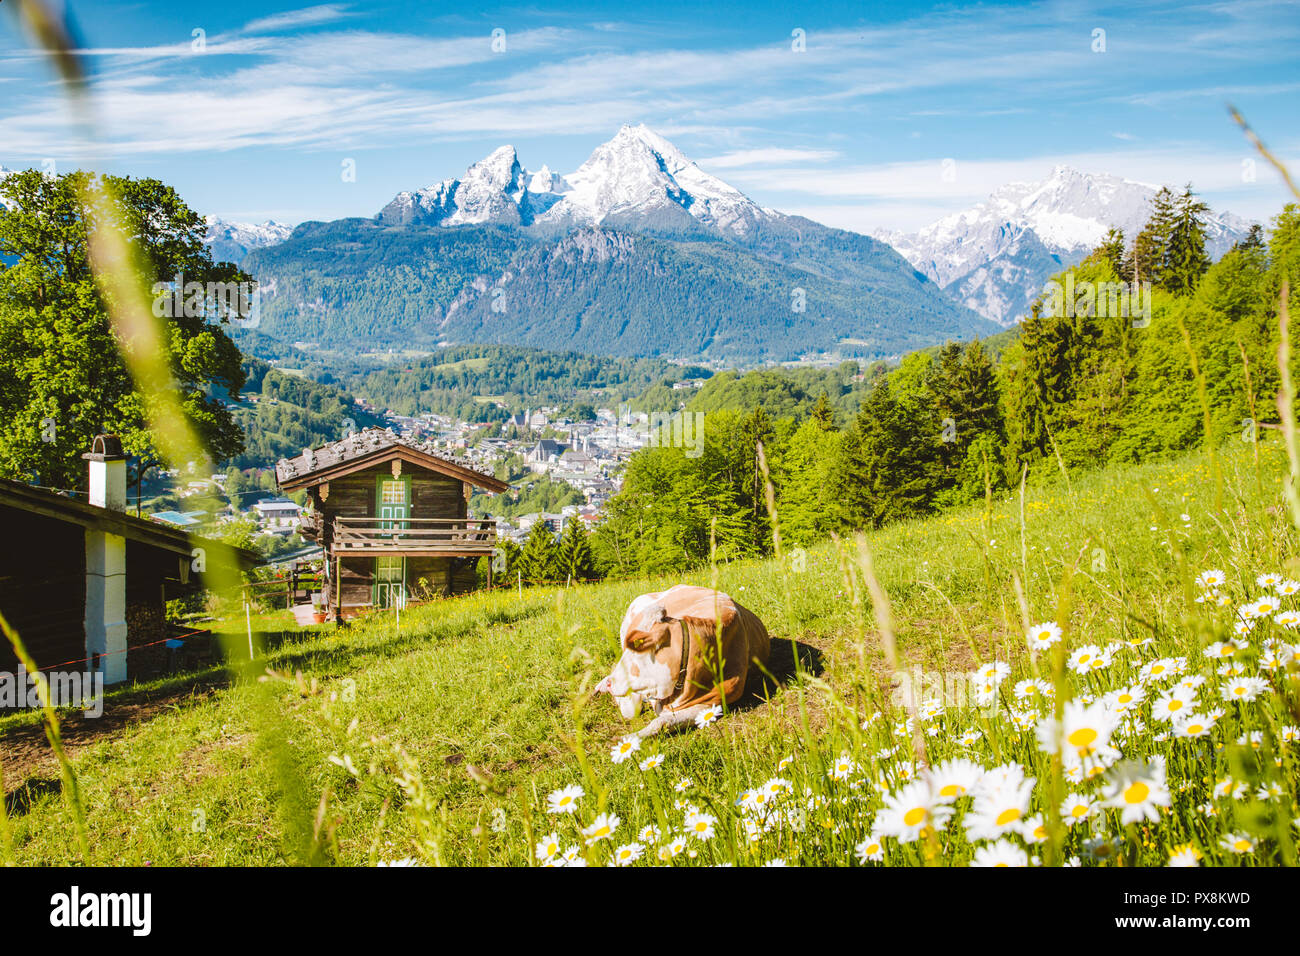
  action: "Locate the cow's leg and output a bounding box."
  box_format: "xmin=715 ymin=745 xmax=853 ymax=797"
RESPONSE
xmin=637 ymin=704 xmax=709 ymax=738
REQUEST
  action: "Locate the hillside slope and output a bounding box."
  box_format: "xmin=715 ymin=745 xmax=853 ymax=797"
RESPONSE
xmin=4 ymin=439 xmax=1294 ymax=866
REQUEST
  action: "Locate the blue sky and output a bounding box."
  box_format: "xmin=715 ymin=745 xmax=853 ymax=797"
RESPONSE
xmin=1 ymin=0 xmax=1297 ymax=232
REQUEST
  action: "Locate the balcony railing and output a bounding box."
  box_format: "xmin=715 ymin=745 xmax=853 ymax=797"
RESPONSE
xmin=330 ymin=517 xmax=497 ymax=555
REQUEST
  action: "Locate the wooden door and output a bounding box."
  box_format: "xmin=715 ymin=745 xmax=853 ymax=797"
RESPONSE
xmin=374 ymin=555 xmax=406 ymax=609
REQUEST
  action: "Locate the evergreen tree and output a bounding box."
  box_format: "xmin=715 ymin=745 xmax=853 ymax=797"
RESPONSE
xmin=810 ymin=391 xmax=836 ymax=429
xmin=932 ymin=340 xmax=1005 ymax=505
xmin=1001 ymin=298 xmax=1075 ymax=477
xmin=1233 ymin=223 xmax=1265 ymax=253
xmin=518 ymin=520 xmax=561 ymax=584
xmin=1123 ymin=227 xmax=1159 ymax=287
xmin=557 ymin=519 xmax=596 ymax=581
xmin=1124 ymin=187 xmax=1176 ymax=288
xmin=775 ymin=417 xmax=841 ymax=544
xmin=1096 ymin=227 xmax=1126 ymax=279
xmin=842 ymin=377 xmax=937 ymax=526
xmin=1165 ymin=185 xmax=1210 ymax=296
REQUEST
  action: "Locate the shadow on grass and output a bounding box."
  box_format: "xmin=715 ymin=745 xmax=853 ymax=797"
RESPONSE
xmin=740 ymin=637 xmax=825 ymax=712
xmin=4 ymin=775 xmax=61 ymax=818
xmin=262 ymin=601 xmax=547 ymax=676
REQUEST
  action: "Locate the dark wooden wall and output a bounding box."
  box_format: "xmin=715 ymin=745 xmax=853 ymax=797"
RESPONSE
xmin=411 ymin=472 xmax=467 ymax=521
xmin=0 ymin=506 xmax=87 ymax=671
xmin=317 ymin=463 xmax=467 ymax=524
xmin=335 ymin=557 xmax=375 ymax=610
xmin=0 ymin=509 xmax=182 ymax=676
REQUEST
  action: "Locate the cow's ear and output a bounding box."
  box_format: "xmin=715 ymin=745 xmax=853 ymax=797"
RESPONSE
xmin=624 ymin=629 xmax=657 ymax=653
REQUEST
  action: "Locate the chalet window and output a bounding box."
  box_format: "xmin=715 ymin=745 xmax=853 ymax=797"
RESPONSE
xmin=377 ymin=477 xmax=409 ymax=534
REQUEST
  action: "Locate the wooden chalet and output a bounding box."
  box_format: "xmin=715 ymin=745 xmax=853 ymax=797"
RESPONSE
xmin=275 ymin=429 xmax=510 ymax=617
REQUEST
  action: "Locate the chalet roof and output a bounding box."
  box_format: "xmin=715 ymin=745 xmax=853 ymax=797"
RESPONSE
xmin=275 ymin=427 xmax=509 ymax=493
xmin=0 ymin=479 xmax=261 ymax=568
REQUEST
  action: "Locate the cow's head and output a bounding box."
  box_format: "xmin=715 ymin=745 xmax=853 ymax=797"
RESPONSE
xmin=598 ymin=601 xmax=678 ymax=718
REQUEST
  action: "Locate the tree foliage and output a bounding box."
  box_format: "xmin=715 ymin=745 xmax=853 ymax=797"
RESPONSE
xmin=0 ymin=169 xmax=249 ymax=486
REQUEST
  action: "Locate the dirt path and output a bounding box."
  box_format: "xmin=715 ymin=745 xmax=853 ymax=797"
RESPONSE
xmin=1 ymin=679 xmax=220 ymax=794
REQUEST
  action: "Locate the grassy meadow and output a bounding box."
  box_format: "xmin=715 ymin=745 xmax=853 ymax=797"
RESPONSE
xmin=3 ymin=437 xmax=1299 ymax=867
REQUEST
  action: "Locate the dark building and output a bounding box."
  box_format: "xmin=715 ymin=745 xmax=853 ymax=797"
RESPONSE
xmin=0 ymin=436 xmax=257 ymax=684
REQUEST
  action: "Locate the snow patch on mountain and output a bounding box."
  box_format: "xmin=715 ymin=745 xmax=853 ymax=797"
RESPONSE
xmin=205 ymin=216 xmax=294 ymax=262
xmin=379 ymin=145 xmax=544 ymax=227
xmin=873 ymin=166 xmax=1253 ymax=325
xmin=376 ymin=124 xmax=774 ymax=239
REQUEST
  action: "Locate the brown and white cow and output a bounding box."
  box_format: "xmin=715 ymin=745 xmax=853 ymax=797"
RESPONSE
xmin=598 ymin=585 xmax=771 ymax=736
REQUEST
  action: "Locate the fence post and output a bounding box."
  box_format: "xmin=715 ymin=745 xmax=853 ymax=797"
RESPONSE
xmin=244 ymin=597 xmax=254 ymax=660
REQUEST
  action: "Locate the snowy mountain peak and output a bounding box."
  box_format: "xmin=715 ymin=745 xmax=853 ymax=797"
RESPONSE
xmin=376 ymin=125 xmax=770 ymax=237
xmin=204 ymin=216 xmax=294 ymax=262
xmin=609 ymin=123 xmax=694 ymax=170
xmin=379 ymin=144 xmax=543 ymax=226
xmin=873 ymin=166 xmax=1253 ymax=326
xmin=528 ymin=164 xmax=567 ymax=194
xmin=463 ymin=145 xmax=524 ymax=190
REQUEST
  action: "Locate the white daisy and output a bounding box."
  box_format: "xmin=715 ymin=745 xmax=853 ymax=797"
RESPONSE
xmin=610 ymin=736 xmax=641 ymax=764
xmin=684 ymin=811 xmax=717 ymax=841
xmin=611 ymin=842 xmax=643 ymax=866
xmin=546 ymin=784 xmax=584 ymax=815
xmin=971 ymin=839 xmax=1029 ymax=867
xmin=1103 ymin=760 xmax=1171 ymax=824
xmin=535 ymin=832 xmax=562 ymax=861
xmin=1027 ymin=622 xmax=1063 ymax=650
xmin=582 ymin=812 xmax=620 ymax=845
xmin=875 ymin=779 xmax=953 ymax=844
xmin=694 ymin=705 xmax=723 ymax=728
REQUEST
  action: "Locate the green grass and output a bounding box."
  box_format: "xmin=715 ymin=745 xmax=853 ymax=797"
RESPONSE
xmin=3 ymin=439 xmax=1298 ymax=866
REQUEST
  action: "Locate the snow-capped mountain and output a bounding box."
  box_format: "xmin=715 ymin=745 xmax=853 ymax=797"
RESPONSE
xmin=378 ymin=145 xmax=550 ymax=227
xmin=377 ymin=123 xmax=773 ymax=238
xmin=873 ymin=166 xmax=1254 ymax=325
xmin=204 ymin=216 xmax=294 ymax=263
xmin=244 ymin=126 xmax=999 ymax=362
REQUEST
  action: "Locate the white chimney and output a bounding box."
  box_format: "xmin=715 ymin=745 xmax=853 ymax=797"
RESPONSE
xmin=83 ymin=435 xmax=128 ymax=684
xmin=86 ymin=435 xmax=127 ymax=510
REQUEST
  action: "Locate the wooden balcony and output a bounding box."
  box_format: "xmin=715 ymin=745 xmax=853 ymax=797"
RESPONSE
xmin=330 ymin=517 xmax=498 ymax=557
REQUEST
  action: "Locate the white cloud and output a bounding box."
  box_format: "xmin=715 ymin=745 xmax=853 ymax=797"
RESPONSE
xmin=698 ymin=148 xmax=841 ymax=169
xmin=243 ymin=4 xmax=354 ymax=35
